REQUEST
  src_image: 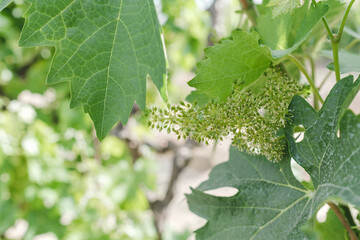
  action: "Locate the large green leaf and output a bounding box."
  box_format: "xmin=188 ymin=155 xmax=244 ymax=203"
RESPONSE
xmin=0 ymin=0 xmax=12 ymax=11
xmin=286 ymin=75 xmax=360 ymax=189
xmin=187 ymin=31 xmax=272 ymax=101
xmin=257 ymin=1 xmax=329 ymax=59
xmin=188 ymin=149 xmax=310 ymax=239
xmin=187 ymin=75 xmax=360 ymax=239
xmin=19 ymin=0 xmax=167 ymax=139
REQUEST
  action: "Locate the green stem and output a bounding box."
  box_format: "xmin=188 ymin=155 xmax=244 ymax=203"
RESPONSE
xmin=322 ymin=18 xmax=335 ymax=41
xmin=331 ymin=41 xmax=341 ymax=82
xmin=331 ymin=0 xmax=356 ymax=82
xmin=311 ymin=0 xmax=334 ymax=40
xmin=336 ymin=0 xmax=356 ymax=42
xmin=288 ymin=55 xmax=324 ymax=104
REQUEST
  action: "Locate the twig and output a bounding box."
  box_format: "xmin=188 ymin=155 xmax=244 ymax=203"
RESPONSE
xmin=328 ymin=202 xmax=359 ymax=240
xmin=207 ymin=0 xmax=219 ymax=46
xmin=238 ymin=0 xmax=257 ymax=26
xmin=149 ymin=141 xmax=195 ymax=240
xmin=339 ymin=205 xmax=360 ymax=236
xmin=119 ymin=129 xmax=195 ymax=240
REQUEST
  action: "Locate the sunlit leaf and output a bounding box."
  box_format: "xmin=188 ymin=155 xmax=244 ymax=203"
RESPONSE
xmin=188 ymin=31 xmax=272 ymax=101
xmin=19 ymin=0 xmax=167 ymax=139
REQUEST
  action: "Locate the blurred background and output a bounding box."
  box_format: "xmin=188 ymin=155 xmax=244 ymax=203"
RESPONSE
xmin=0 ymin=0 xmax=359 ymax=240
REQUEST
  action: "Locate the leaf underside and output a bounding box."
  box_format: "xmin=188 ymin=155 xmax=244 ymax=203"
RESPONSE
xmin=257 ymin=1 xmax=329 ymax=59
xmin=187 ymin=75 xmax=360 ymax=240
xmin=19 ymin=0 xmax=167 ymax=139
xmin=322 ymin=50 xmax=360 ymax=74
xmin=267 ymin=0 xmax=301 ymax=18
xmin=187 ymin=31 xmax=272 ymax=101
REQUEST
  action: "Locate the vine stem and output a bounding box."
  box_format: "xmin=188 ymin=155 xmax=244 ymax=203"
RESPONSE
xmin=332 ymin=0 xmax=356 ymax=82
xmin=238 ymin=0 xmax=257 ymax=26
xmin=331 ymin=41 xmax=341 ymax=82
xmin=313 ymin=0 xmax=356 ymax=82
xmin=336 ymin=0 xmax=356 ymax=42
xmin=328 ymin=202 xmax=359 ymax=240
xmin=288 ymin=55 xmax=324 ymax=104
xmin=311 ymin=0 xmax=334 ymax=41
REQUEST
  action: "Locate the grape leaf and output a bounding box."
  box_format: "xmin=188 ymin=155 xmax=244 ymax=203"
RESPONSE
xmin=187 ymin=31 xmax=272 ymax=101
xmin=187 ymin=149 xmax=310 ymax=239
xmin=187 ymin=75 xmax=360 ymax=239
xmin=267 ymin=0 xmax=301 ymax=18
xmin=257 ymin=1 xmax=329 ymax=59
xmin=0 ymin=0 xmax=12 ymax=11
xmin=344 ymin=27 xmax=360 ymax=39
xmin=309 ymin=0 xmax=346 ymax=45
xmin=285 ymin=75 xmax=360 ymax=190
xmin=19 ymin=0 xmax=167 ymax=139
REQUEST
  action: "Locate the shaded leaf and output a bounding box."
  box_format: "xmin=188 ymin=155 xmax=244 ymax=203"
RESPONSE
xmin=322 ymin=50 xmax=360 ymax=73
xmin=267 ymin=0 xmax=301 ymax=18
xmin=257 ymin=1 xmax=329 ymax=58
xmin=19 ymin=0 xmax=167 ymax=139
xmin=187 ymin=75 xmax=360 ymax=239
xmin=344 ymin=27 xmax=360 ymax=39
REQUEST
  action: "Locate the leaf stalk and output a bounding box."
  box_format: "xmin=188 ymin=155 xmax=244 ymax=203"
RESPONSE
xmin=336 ymin=0 xmax=356 ymax=42
xmin=331 ymin=40 xmax=341 ymax=82
xmin=331 ymin=0 xmax=356 ymax=82
xmin=288 ymin=55 xmax=324 ymax=104
xmin=311 ymin=0 xmax=334 ymax=41
xmin=327 ymin=202 xmax=359 ymax=240
xmin=239 ymin=0 xmax=257 ymax=26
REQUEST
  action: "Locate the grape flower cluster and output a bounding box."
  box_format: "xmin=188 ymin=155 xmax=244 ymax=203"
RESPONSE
xmin=147 ymin=68 xmax=308 ymax=161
